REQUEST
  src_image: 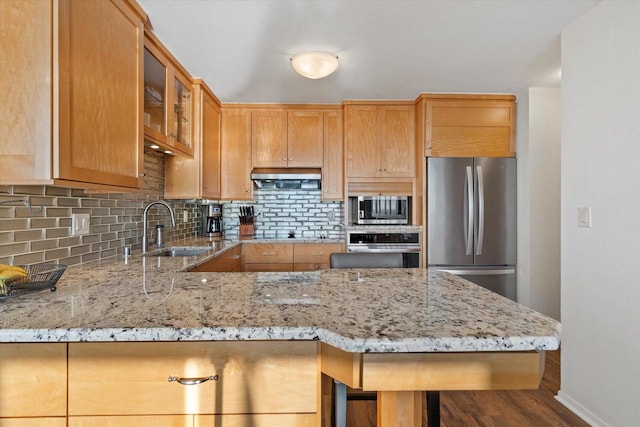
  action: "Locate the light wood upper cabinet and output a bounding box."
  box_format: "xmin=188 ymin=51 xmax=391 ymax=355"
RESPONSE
xmin=252 ymin=110 xmax=288 ymax=167
xmin=165 ymin=80 xmax=221 ymax=199
xmin=221 ymin=108 xmax=253 ymax=200
xmin=287 ymin=110 xmax=324 ymax=167
xmin=322 ymin=110 xmax=344 ymax=200
xmin=0 ymin=0 xmax=145 ymax=191
xmin=144 ymin=30 xmax=194 ymax=157
xmin=417 ymin=94 xmax=516 ymax=158
xmin=252 ymin=109 xmax=324 ymax=168
xmin=345 ymin=103 xmax=415 ymax=178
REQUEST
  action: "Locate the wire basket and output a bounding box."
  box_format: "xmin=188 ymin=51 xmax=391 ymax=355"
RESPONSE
xmin=0 ymin=264 xmax=66 ymax=298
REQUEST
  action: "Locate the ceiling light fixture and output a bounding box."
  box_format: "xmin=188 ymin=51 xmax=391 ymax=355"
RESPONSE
xmin=290 ymin=51 xmax=339 ymax=79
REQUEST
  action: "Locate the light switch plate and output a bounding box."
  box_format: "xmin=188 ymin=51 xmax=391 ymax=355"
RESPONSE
xmin=71 ymin=213 xmax=90 ymax=235
xmin=577 ymin=206 xmax=592 ymax=228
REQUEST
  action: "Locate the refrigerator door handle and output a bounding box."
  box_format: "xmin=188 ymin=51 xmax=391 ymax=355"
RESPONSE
xmin=464 ymin=166 xmax=474 ymax=256
xmin=476 ymin=165 xmax=485 ymax=255
xmin=430 ymin=268 xmax=516 ymax=275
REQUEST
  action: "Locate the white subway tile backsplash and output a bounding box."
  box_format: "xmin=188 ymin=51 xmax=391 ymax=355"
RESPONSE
xmin=222 ymin=189 xmax=343 ymax=239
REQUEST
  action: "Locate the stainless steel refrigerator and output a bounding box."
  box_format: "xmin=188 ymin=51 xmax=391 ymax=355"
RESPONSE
xmin=427 ymin=157 xmax=517 ymax=300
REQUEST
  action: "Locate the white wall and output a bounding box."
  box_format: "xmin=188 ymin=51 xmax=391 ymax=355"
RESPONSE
xmin=516 ymin=89 xmax=531 ymax=306
xmin=517 ymin=87 xmax=562 ymax=320
xmin=559 ymin=2 xmax=640 ymax=426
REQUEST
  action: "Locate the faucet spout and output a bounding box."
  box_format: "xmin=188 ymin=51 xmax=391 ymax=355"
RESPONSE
xmin=142 ymin=200 xmax=177 ymax=253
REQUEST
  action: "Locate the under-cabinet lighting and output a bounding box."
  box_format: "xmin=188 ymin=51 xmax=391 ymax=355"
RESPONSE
xmin=149 ymin=144 xmax=160 ymax=149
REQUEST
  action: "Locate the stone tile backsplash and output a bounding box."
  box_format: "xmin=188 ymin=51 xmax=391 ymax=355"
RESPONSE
xmin=0 ymin=149 xmax=200 ymax=266
xmin=222 ymin=190 xmax=344 ymax=239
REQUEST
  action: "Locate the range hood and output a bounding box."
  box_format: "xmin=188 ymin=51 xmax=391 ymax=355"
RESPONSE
xmin=251 ymin=168 xmax=322 ymax=190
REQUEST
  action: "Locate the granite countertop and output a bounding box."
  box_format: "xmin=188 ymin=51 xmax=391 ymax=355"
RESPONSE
xmin=0 ymin=237 xmax=560 ymax=353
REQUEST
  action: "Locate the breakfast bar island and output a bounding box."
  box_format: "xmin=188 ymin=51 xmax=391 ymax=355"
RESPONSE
xmin=0 ymin=241 xmax=560 ymax=427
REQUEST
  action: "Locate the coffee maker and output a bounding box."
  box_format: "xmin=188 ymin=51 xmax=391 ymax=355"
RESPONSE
xmin=202 ymin=204 xmax=222 ymax=237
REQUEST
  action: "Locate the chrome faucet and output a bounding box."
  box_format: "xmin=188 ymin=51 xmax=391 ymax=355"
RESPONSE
xmin=142 ymin=200 xmax=176 ymax=253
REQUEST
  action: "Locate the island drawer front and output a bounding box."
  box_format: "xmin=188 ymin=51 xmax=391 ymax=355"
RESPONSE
xmin=67 ymin=414 xmax=317 ymax=427
xmin=243 ymin=243 xmax=293 ymax=263
xmin=68 ymin=415 xmax=193 ymax=427
xmin=0 ymin=418 xmax=67 ymax=427
xmin=0 ymin=343 xmax=67 ymax=418
xmin=194 ymin=414 xmax=317 ymax=426
xmin=361 ymin=351 xmax=543 ymax=391
xmin=293 ymin=243 xmax=344 ymax=264
xmin=68 ymin=341 xmax=318 ymax=416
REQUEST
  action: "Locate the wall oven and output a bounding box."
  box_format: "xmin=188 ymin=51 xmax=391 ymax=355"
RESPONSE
xmin=349 ymin=196 xmax=410 ymax=225
xmin=346 ymin=230 xmax=421 ymax=268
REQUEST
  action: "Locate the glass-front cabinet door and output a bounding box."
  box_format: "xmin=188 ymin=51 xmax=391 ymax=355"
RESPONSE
xmin=143 ymin=47 xmax=167 ymax=141
xmin=172 ymin=74 xmax=192 ymax=153
xmin=143 ymin=33 xmax=193 ymax=157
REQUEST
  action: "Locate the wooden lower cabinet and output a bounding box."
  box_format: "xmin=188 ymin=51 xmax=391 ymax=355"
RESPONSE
xmin=68 ymin=416 xmax=193 ymax=427
xmin=194 ymin=414 xmax=318 ymax=427
xmin=242 ymin=243 xmax=293 ymax=272
xmin=191 ymin=243 xmax=344 ymax=273
xmin=66 ymin=414 xmax=317 ymax=427
xmin=243 ymin=243 xmax=344 ymax=272
xmin=190 ymin=246 xmax=242 ymax=272
xmin=294 ymin=243 xmax=344 ymax=271
xmin=244 ymin=263 xmax=294 ymax=272
xmin=68 ymin=341 xmax=318 ymax=420
xmin=0 ymin=419 xmax=67 ymax=427
xmin=0 ymin=343 xmax=67 ymax=419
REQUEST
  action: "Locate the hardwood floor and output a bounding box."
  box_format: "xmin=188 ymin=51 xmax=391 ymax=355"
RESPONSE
xmin=345 ymin=350 xmax=590 ymax=427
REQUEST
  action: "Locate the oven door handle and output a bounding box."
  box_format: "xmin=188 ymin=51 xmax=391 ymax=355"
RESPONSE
xmin=347 ymin=247 xmax=421 ymax=253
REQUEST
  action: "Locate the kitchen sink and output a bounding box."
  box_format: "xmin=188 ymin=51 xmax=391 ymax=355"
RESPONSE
xmin=146 ymin=247 xmax=211 ymax=257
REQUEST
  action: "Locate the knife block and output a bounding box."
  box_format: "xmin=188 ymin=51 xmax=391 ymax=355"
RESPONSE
xmin=239 ymin=223 xmax=255 ymax=236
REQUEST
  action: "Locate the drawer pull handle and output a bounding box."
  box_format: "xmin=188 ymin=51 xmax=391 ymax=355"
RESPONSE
xmin=262 ymin=252 xmax=276 ymax=256
xmin=168 ymin=375 xmax=219 ymax=385
xmin=230 ymin=255 xmax=241 ymax=259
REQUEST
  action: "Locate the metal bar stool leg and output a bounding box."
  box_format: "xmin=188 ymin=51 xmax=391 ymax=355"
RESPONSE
xmin=334 ymin=380 xmax=347 ymax=427
xmin=426 ymin=391 xmax=441 ymax=427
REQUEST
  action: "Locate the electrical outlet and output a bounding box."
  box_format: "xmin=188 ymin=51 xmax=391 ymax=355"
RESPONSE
xmin=71 ymin=213 xmax=90 ymax=235
xmin=183 ymin=210 xmax=188 ymax=223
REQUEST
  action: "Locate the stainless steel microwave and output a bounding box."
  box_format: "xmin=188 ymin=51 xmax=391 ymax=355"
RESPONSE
xmin=350 ymin=196 xmax=410 ymax=225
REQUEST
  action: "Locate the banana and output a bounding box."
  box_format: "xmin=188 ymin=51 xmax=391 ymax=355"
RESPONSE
xmin=0 ymin=264 xmax=28 ymax=276
xmin=0 ymin=269 xmax=27 ymax=280
xmin=0 ymin=265 xmax=28 ymax=295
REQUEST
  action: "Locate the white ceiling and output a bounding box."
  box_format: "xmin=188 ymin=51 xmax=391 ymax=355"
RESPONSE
xmin=137 ymin=0 xmax=598 ymax=104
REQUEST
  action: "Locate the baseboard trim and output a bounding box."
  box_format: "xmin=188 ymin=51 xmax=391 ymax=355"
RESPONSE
xmin=556 ymin=391 xmax=611 ymax=427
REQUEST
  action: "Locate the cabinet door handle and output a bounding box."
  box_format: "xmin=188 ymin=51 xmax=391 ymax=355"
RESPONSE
xmin=312 ymin=252 xmax=324 ymax=256
xmin=168 ymin=375 xmax=219 ymax=385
